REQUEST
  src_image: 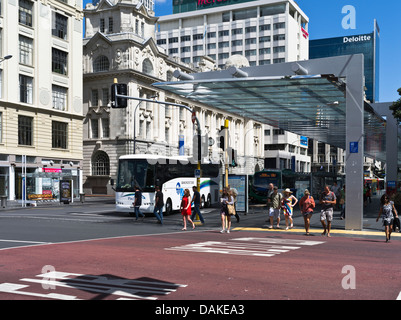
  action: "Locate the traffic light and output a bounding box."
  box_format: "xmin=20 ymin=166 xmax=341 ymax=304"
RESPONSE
xmin=111 ymin=83 xmax=128 ymax=108
xmin=229 ymin=148 xmax=237 ymax=167
xmin=218 ymin=125 xmax=226 ymax=150
xmin=219 ymin=135 xmax=225 ymax=150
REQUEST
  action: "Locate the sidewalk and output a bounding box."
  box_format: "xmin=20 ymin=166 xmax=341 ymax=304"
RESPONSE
xmin=243 ymin=192 xmax=401 ymax=238
xmin=0 ymin=194 xmax=115 ymax=210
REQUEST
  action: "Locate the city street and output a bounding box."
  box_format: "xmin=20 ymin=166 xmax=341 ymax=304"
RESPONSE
xmin=0 ymin=199 xmax=400 ymax=303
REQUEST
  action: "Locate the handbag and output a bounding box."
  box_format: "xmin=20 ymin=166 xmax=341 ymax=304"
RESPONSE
xmin=227 ymin=204 xmax=236 ymax=215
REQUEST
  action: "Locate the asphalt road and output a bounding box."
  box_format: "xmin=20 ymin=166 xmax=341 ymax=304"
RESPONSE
xmin=0 ymin=202 xmax=400 ymax=303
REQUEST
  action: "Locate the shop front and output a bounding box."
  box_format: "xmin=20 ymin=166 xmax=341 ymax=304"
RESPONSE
xmin=15 ymin=167 xmax=80 ymax=202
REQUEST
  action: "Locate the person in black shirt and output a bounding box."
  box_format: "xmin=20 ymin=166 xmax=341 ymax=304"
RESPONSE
xmin=153 ymin=186 xmax=164 ymax=224
xmin=191 ymin=186 xmax=205 ymax=225
xmin=133 ymin=186 xmax=145 ymax=220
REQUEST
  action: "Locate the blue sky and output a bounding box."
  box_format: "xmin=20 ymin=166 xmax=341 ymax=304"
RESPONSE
xmin=86 ymin=0 xmax=401 ymax=102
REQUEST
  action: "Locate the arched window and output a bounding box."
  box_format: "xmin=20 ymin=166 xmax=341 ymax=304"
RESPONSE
xmin=92 ymin=151 xmax=110 ymax=176
xmin=142 ymin=58 xmax=153 ymax=76
xmin=93 ymin=55 xmax=110 ymax=72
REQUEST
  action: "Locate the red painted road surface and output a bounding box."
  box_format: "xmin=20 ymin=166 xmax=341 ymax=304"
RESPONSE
xmin=0 ymin=230 xmax=400 ymax=300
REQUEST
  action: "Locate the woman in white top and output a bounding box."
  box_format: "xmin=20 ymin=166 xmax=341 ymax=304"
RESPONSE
xmin=220 ymin=188 xmax=234 ymax=233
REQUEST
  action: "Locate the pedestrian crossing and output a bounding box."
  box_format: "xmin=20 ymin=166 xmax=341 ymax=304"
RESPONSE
xmin=0 ymin=271 xmax=187 ymax=300
xmin=166 ymin=237 xmax=325 ymax=258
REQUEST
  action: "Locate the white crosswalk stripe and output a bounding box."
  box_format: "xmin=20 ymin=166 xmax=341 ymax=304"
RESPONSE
xmin=167 ymin=237 xmax=325 ymax=257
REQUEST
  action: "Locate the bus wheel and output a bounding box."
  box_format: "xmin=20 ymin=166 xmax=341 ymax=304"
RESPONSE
xmin=201 ymin=195 xmax=205 ymax=208
xmin=165 ymin=198 xmax=172 ymax=216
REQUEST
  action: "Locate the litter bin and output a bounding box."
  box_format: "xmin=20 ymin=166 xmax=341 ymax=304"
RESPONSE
xmin=80 ymin=193 xmax=85 ymax=203
xmin=0 ymin=195 xmax=7 ymax=208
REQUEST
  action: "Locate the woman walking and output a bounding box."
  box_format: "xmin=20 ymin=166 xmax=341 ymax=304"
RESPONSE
xmin=220 ymin=188 xmax=234 ymax=233
xmin=376 ymin=194 xmax=398 ymax=242
xmin=299 ymin=189 xmax=315 ymax=235
xmin=180 ymin=189 xmax=195 ymax=231
xmin=282 ymin=188 xmax=298 ymax=230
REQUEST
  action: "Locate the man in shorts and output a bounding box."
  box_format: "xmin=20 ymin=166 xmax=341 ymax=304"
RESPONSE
xmin=319 ymin=185 xmax=336 ymax=237
xmin=268 ymin=186 xmax=282 ymax=229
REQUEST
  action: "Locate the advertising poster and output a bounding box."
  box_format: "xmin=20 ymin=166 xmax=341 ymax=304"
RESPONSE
xmin=60 ymin=180 xmax=72 ymax=203
xmin=228 ymin=175 xmax=248 ymax=213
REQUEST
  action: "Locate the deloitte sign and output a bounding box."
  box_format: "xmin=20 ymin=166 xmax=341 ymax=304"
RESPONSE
xmin=343 ymin=34 xmax=372 ymax=44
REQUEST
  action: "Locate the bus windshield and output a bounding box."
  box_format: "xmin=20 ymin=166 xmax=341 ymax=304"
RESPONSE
xmin=116 ymin=159 xmax=155 ymax=192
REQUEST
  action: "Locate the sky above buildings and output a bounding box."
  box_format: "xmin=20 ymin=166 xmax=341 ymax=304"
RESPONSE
xmin=84 ymin=0 xmax=401 ymax=103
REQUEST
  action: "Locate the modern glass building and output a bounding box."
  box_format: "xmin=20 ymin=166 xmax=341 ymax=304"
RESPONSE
xmin=309 ymin=20 xmax=380 ymax=102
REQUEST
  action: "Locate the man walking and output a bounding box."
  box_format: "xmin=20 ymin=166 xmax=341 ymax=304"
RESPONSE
xmin=319 ymin=185 xmax=336 ymax=237
xmin=133 ymin=186 xmax=145 ymax=221
xmin=153 ymin=186 xmax=164 ymax=224
xmin=191 ymin=186 xmax=205 ymax=225
xmin=268 ymin=186 xmax=282 ymax=229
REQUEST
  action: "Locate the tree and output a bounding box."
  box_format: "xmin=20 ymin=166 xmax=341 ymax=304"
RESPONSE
xmin=389 ymin=88 xmax=401 ymax=122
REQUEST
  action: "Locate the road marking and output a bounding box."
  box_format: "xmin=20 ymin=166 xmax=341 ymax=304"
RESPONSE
xmin=397 ymin=291 xmax=401 ymax=300
xmin=0 ymin=239 xmax=50 ymax=244
xmin=234 ymin=227 xmax=401 ymax=237
xmin=0 ymin=271 xmax=187 ymax=300
xmin=166 ymin=237 xmax=325 ymax=258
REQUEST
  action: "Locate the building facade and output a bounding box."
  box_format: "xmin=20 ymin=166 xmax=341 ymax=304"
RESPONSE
xmin=310 ymin=20 xmax=380 ymax=103
xmin=156 ymin=0 xmax=309 ymax=69
xmin=83 ymin=0 xmax=264 ymax=195
xmin=263 ymin=125 xmax=310 ymax=172
xmin=0 ymin=0 xmax=84 ymax=201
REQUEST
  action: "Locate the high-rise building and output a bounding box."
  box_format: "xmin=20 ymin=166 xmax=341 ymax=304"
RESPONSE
xmin=310 ymin=20 xmax=380 ymax=103
xmin=0 ymin=0 xmax=84 ymax=202
xmin=156 ymin=0 xmax=309 ymax=68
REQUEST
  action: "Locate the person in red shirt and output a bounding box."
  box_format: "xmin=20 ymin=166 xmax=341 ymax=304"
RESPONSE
xmin=180 ymin=188 xmax=195 ymax=231
xmin=299 ymin=189 xmax=315 ymax=236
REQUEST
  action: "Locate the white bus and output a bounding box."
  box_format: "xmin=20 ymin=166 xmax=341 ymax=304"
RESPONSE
xmin=115 ymin=154 xmax=220 ymax=215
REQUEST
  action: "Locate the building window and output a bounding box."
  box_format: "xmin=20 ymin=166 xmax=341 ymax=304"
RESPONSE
xmin=93 ymin=55 xmax=109 ymax=72
xmin=19 ymin=74 xmax=33 ymax=104
xmin=18 ymin=115 xmax=33 ymax=146
xmin=273 ymin=22 xmax=285 ymax=30
xmin=91 ymin=89 xmax=98 ymax=107
xmin=19 ymin=0 xmax=33 ymax=27
xmin=102 ymin=88 xmax=109 ymax=106
xmin=91 ymin=118 xmax=98 ymax=139
xmin=19 ymin=35 xmax=33 ymax=66
xmin=52 ymin=12 xmax=68 ymax=40
xmin=232 ymin=28 xmax=242 ymax=35
xmin=52 ymin=48 xmax=68 ymax=75
xmin=259 ymin=48 xmax=271 ymax=55
xmin=273 ymin=46 xmax=285 ymax=53
xmin=52 ymin=85 xmax=67 ymax=111
xmin=102 ymin=118 xmax=109 ymax=138
xmin=108 ymin=17 xmax=113 ymax=33
xmin=52 ymin=121 xmax=68 ymax=149
xmin=100 ymin=18 xmax=105 ymax=33
xmin=92 ymin=151 xmax=110 ymax=176
xmin=142 ymin=58 xmax=153 ymax=76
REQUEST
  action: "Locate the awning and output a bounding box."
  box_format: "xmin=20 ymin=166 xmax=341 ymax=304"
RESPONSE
xmin=154 ymin=74 xmax=386 ymax=161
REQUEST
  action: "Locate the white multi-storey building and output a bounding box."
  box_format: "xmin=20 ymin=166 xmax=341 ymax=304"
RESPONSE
xmin=263 ymin=125 xmax=310 ymax=172
xmin=155 ymin=0 xmax=309 ymax=68
xmin=83 ymin=0 xmax=264 ymax=195
xmin=0 ymin=0 xmax=84 ymax=201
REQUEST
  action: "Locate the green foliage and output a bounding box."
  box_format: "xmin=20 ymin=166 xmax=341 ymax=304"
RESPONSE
xmin=389 ymin=88 xmax=401 ymax=121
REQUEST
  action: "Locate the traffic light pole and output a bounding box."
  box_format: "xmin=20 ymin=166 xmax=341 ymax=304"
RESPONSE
xmin=112 ymin=83 xmax=202 ymax=192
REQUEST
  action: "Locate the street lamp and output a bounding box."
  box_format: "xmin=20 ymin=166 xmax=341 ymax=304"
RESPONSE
xmin=0 ymin=55 xmax=12 ymax=63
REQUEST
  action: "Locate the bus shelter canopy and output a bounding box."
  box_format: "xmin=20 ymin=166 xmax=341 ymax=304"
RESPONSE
xmin=154 ymin=74 xmax=386 ymax=161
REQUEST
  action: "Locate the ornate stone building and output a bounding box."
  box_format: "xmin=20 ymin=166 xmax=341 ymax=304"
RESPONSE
xmin=83 ymin=0 xmax=264 ymax=195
